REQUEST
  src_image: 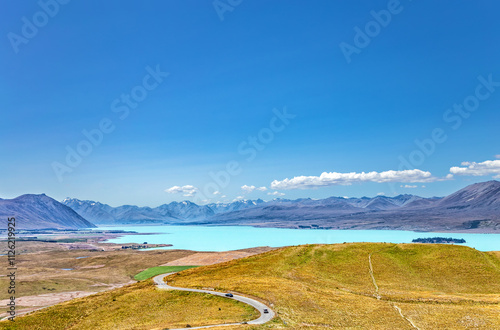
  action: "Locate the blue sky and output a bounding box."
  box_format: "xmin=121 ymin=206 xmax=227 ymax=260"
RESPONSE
xmin=1 ymin=0 xmax=500 ymax=206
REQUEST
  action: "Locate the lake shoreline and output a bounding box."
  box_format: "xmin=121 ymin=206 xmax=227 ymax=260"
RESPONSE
xmin=94 ymin=223 xmax=500 ymax=234
xmin=97 ymin=225 xmax=500 ymax=252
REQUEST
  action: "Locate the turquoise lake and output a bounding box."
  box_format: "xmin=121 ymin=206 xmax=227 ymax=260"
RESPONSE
xmin=99 ymin=225 xmax=500 ymax=252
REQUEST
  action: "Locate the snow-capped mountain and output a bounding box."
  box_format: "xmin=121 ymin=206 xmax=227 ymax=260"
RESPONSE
xmin=61 ymin=198 xmax=214 ymax=224
xmin=207 ymin=199 xmax=265 ymax=214
xmin=62 ymin=193 xmax=440 ymax=225
xmin=56 ymin=180 xmax=500 ymax=232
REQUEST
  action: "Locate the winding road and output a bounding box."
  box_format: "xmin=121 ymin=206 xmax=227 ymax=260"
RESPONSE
xmin=153 ymin=273 xmax=275 ymax=329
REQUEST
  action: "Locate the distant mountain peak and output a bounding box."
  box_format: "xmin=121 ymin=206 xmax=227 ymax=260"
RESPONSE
xmin=437 ymin=180 xmax=500 ymax=210
xmin=56 ymin=180 xmax=500 ymax=232
xmin=0 ymin=194 xmax=96 ymax=229
xmin=469 ymin=180 xmax=500 ymax=188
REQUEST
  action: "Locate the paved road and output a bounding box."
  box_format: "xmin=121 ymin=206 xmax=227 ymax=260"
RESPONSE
xmin=153 ymin=273 xmax=275 ymax=329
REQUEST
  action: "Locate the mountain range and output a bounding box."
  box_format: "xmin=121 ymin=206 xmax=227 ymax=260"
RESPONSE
xmin=0 ymin=194 xmax=96 ymax=229
xmin=205 ymin=181 xmax=500 ymax=232
xmin=2 ymin=180 xmax=500 ymax=232
xmin=59 ymin=180 xmax=500 ymax=232
xmin=60 ymin=198 xmax=266 ymax=225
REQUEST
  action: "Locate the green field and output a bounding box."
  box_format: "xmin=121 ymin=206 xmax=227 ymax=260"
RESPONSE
xmin=134 ymin=265 xmax=198 ymax=281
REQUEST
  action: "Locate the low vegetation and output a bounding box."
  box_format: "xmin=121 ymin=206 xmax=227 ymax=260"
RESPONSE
xmin=412 ymin=237 xmax=466 ymax=243
xmin=0 ymin=281 xmax=258 ymax=329
xmin=3 ymin=242 xmax=500 ymax=329
xmin=134 ymin=266 xmax=198 ymax=281
xmin=168 ymin=243 xmax=500 ymax=329
xmin=0 ymin=242 xmax=196 ymax=300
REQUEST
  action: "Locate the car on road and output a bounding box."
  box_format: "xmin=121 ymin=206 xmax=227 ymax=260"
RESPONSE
xmin=263 ymin=309 xmax=269 ymax=313
xmin=225 ymin=293 xmax=233 ymax=297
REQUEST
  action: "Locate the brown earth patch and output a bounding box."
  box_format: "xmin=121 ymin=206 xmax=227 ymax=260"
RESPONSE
xmin=78 ymin=264 xmax=105 ymax=269
xmin=0 ymin=291 xmax=97 ymax=307
xmin=162 ymin=247 xmax=276 ymax=266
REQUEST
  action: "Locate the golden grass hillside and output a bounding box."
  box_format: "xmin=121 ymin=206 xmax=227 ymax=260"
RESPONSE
xmin=0 ymin=280 xmax=258 ymax=330
xmin=168 ymin=243 xmax=500 ymax=329
xmin=3 ymin=243 xmax=500 ymax=329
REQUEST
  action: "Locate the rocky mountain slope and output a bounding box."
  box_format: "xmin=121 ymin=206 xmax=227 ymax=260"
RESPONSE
xmin=18 ymin=180 xmax=497 ymax=232
xmin=0 ymin=194 xmax=96 ymax=229
xmin=207 ymin=181 xmax=500 ymax=232
xmin=62 ymin=198 xmax=215 ymax=224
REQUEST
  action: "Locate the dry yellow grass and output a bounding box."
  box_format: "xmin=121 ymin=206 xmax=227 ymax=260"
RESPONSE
xmin=168 ymin=243 xmax=500 ymax=329
xmin=3 ymin=243 xmax=499 ymax=329
xmin=394 ymin=301 xmax=500 ymax=329
xmin=373 ymin=244 xmax=500 ymax=296
xmin=0 ymin=281 xmax=258 ymax=330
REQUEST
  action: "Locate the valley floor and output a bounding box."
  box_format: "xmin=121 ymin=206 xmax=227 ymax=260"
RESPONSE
xmin=0 ymin=240 xmax=273 ymax=320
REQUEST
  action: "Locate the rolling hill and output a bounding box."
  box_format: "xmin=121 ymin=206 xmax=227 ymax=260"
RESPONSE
xmin=168 ymin=243 xmax=500 ymax=329
xmin=8 ymin=243 xmax=500 ymax=329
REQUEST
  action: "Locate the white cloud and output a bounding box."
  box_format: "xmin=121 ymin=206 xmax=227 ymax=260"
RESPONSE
xmin=267 ymin=191 xmax=285 ymax=196
xmin=165 ymin=185 xmax=198 ymax=197
xmin=241 ymin=185 xmax=268 ymax=193
xmin=241 ymin=185 xmax=255 ymax=193
xmin=450 ymin=160 xmax=500 ymax=179
xmin=377 ymin=192 xmax=385 ymax=196
xmin=270 ymin=169 xmax=440 ymax=190
xmin=495 ymin=155 xmax=500 ymax=159
xmin=421 ymin=185 xmax=426 ymax=188
xmin=233 ymin=196 xmax=245 ymax=201
xmin=401 ymin=185 xmax=418 ymax=189
xmin=213 ymin=191 xmax=222 ymax=195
